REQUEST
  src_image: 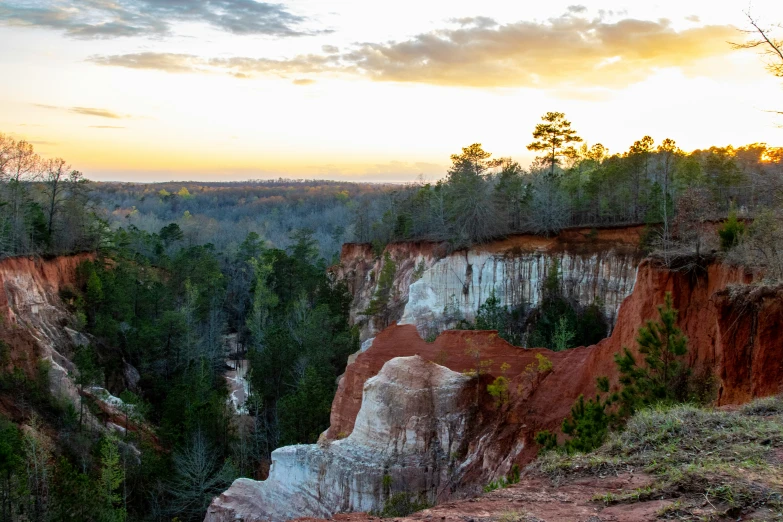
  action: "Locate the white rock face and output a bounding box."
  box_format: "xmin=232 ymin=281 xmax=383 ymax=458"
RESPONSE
xmin=204 ymin=356 xmax=472 ymax=522
xmin=400 ymin=250 xmax=637 ymax=340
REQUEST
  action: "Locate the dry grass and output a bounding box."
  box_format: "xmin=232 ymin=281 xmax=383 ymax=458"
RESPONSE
xmin=535 ymin=397 xmax=783 ymax=519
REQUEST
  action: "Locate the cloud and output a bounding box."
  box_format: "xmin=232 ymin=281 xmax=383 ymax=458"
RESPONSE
xmin=35 ymin=104 xmax=127 ymax=119
xmin=292 ymin=78 xmax=315 ymax=85
xmin=0 ymin=0 xmax=308 ymax=39
xmin=88 ymin=11 xmax=739 ymax=89
xmin=89 ymin=125 xmax=126 ymax=129
xmin=89 ymin=52 xmax=204 ymax=73
xmin=340 ymin=14 xmax=738 ymax=88
xmin=88 ymin=51 xmax=340 ymax=76
xmin=71 ymin=107 xmax=123 ymax=119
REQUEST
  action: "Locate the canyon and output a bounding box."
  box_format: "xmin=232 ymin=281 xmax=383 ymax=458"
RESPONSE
xmin=206 ymin=229 xmax=783 ymax=521
xmin=1 ymin=232 xmax=779 ymax=522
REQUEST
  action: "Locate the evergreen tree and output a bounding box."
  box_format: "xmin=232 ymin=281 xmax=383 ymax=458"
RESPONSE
xmin=527 ymin=112 xmax=583 ymax=177
xmin=718 ymin=204 xmax=746 ymax=250
xmin=535 ymin=377 xmax=614 ymax=453
xmin=614 ymin=292 xmax=689 ymax=416
xmin=98 ymin=436 xmax=126 ymax=522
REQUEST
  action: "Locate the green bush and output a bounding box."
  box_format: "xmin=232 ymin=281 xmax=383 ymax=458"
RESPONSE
xmin=718 ymin=206 xmax=745 ymax=251
xmin=377 ymin=492 xmax=430 ymax=518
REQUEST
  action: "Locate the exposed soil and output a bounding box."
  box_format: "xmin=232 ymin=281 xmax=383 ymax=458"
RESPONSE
xmin=296 ymin=472 xmax=676 ymax=522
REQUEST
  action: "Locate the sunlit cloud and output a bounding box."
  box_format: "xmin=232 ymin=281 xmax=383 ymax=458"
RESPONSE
xmin=89 ymin=125 xmax=126 ymax=129
xmin=0 ymin=0 xmax=310 ymax=39
xmin=88 ymin=11 xmax=740 ymax=89
xmin=35 ymin=104 xmax=127 ymax=119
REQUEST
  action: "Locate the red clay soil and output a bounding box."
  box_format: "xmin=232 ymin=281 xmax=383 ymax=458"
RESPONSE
xmin=336 ymin=226 xmax=645 ymax=269
xmin=0 ymin=253 xmax=95 ymax=377
xmin=326 ymin=260 xmax=783 ymax=473
xmin=295 ymin=472 xmax=680 ymax=522
xmin=0 ymin=253 xmax=94 ymax=323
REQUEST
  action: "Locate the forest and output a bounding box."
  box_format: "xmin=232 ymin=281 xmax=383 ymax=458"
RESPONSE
xmin=1 ymin=108 xmax=783 ymax=520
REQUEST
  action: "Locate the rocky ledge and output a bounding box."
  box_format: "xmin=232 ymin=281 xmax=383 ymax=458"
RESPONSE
xmin=204 ymin=356 xmax=474 ymax=522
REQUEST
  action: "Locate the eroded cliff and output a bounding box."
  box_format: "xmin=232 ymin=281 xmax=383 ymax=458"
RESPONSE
xmin=205 ymin=356 xmax=473 ymax=522
xmin=334 ymin=227 xmax=644 ymax=343
xmin=1 ymin=254 xmax=94 ymax=405
xmin=0 ymin=254 xmax=143 ymax=434
xmin=207 ymin=231 xmax=783 ymax=522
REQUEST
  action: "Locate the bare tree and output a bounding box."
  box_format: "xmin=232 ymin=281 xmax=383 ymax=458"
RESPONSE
xmin=40 ymin=158 xmax=86 ymax=238
xmin=733 ymin=12 xmax=783 ymax=116
xmin=166 ymin=431 xmax=236 ymax=520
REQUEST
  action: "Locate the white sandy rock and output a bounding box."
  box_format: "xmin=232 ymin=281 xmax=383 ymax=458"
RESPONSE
xmin=204 ymin=355 xmax=473 ymax=522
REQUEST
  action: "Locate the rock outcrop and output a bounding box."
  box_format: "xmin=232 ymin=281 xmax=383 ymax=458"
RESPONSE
xmin=333 ymin=227 xmax=644 ymax=342
xmin=327 ymin=260 xmax=781 ymax=480
xmin=0 ymin=253 xmax=148 ymax=436
xmin=204 ymin=356 xmax=473 ymax=522
xmin=0 ymin=254 xmax=94 ymax=405
xmin=210 ymin=230 xmax=783 ymax=521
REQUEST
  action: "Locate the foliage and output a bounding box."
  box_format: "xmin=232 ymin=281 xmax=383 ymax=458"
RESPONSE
xmin=360 ymin=129 xmax=775 ymax=248
xmin=364 ymin=251 xmax=397 ymax=323
xmin=483 ymin=464 xmax=522 ymax=492
xmin=487 ymin=377 xmax=509 ymax=405
xmin=536 ymin=377 xmax=615 ymax=454
xmin=473 ymin=290 xmax=525 ymax=345
xmin=0 ymin=133 xmax=102 ymax=257
xmin=527 ymin=112 xmax=583 ymax=177
xmin=552 ymin=317 xmax=575 ymax=352
xmin=718 ymin=205 xmax=746 ymax=251
xmin=98 ymin=436 xmax=127 ymax=522
xmin=527 ymin=261 xmax=609 ymax=350
xmin=376 ymin=492 xmax=431 ymax=518
xmin=538 ymin=294 xmax=691 ymax=454
xmin=614 ymin=292 xmax=689 ymax=416
xmin=536 ymin=398 xmax=783 ymax=518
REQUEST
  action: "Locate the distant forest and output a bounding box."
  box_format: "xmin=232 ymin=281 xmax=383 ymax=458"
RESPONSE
xmin=90 ymin=180 xmax=392 ymax=261
xmin=3 ymin=120 xmax=783 ymax=265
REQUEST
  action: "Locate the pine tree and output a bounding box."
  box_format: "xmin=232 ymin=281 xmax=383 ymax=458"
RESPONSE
xmin=527 ymin=112 xmax=582 ymax=177
xmin=535 ymin=377 xmax=614 ymax=454
xmin=614 ymin=292 xmax=689 ymax=416
xmin=99 ymin=436 xmax=126 ymax=522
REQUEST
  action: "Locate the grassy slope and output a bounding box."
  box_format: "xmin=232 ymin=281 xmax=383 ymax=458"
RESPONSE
xmin=535 ymin=397 xmax=783 ymax=520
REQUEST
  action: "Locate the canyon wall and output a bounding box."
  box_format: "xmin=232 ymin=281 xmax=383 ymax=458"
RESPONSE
xmin=334 ymin=227 xmax=644 ymax=343
xmin=205 ymin=356 xmax=473 ymax=522
xmin=327 ymin=261 xmax=778 ymax=477
xmin=0 ymin=254 xmax=94 ymax=403
xmin=0 ymin=253 xmax=142 ymax=434
xmin=208 ymin=230 xmax=783 ymax=522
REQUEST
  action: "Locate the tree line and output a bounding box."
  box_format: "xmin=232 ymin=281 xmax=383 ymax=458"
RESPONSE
xmin=0 ymin=134 xmax=101 ymax=257
xmin=359 ymin=113 xmax=782 ymax=251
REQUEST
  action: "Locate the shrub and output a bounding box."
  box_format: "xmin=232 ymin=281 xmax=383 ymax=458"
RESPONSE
xmin=487 ymin=376 xmax=510 ymax=408
xmin=376 ymin=492 xmax=430 ymax=518
xmin=718 ymin=205 xmax=745 ymax=251
xmin=614 ymin=292 xmax=689 ymax=416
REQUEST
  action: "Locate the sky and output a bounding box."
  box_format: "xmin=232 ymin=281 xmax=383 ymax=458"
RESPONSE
xmin=1 ymin=0 xmax=782 ymax=182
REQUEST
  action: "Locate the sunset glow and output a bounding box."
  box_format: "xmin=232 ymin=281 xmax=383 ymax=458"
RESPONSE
xmin=1 ymin=0 xmax=782 ymax=181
